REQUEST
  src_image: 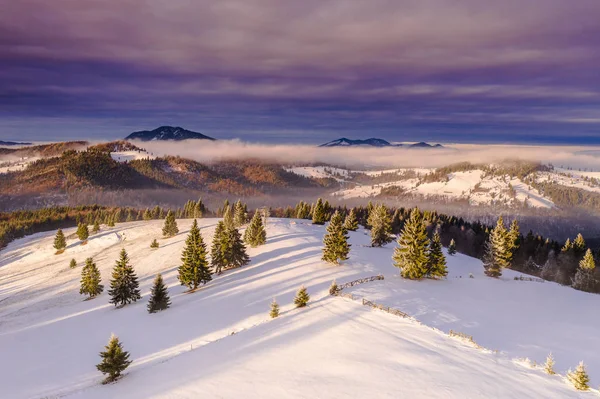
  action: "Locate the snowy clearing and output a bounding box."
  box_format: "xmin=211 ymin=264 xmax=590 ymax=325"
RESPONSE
xmin=110 ymin=151 xmax=156 ymax=163
xmin=0 ymin=219 xmax=598 ymax=398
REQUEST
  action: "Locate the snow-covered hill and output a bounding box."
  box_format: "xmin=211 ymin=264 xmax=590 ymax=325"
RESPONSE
xmin=1 ymin=219 xmax=598 ymax=398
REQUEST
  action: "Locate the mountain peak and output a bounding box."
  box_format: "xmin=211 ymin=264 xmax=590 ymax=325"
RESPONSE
xmin=125 ymin=126 xmax=216 ymax=142
xmin=319 ymin=137 xmax=442 ymax=148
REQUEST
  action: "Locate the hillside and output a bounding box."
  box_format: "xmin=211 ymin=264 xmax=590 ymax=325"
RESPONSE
xmin=319 ymin=138 xmax=443 ymax=148
xmin=125 ymin=126 xmax=215 ymax=141
xmin=0 ymin=219 xmax=597 ymax=398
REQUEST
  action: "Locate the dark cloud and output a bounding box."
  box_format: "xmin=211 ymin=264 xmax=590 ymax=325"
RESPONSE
xmin=0 ymin=0 xmax=599 ymax=142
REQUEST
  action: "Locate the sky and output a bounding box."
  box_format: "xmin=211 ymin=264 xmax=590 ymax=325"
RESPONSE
xmin=1 ymin=0 xmax=600 ymax=144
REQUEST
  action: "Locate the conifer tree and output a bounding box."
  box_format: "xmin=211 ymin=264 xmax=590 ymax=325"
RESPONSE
xmin=92 ymin=219 xmax=100 ymax=233
xmin=143 ymin=208 xmax=152 ymax=220
xmin=162 ymin=210 xmax=179 ymax=237
xmin=562 ymin=238 xmax=572 ymax=252
xmin=107 ymin=215 xmax=115 ymax=227
xmin=507 ymin=219 xmax=520 ymax=260
xmin=426 ymin=232 xmax=447 ymax=278
xmin=233 ymin=200 xmax=246 ymax=227
xmin=70 ymin=258 xmax=77 ymax=269
xmin=108 ymin=248 xmax=141 ymax=307
xmin=269 ymin=298 xmax=280 ymax=318
xmin=572 ymin=233 xmax=586 ymax=255
xmin=312 ymin=198 xmax=326 ymax=225
xmin=322 ymin=210 xmax=350 ymax=265
xmin=126 ymin=210 xmax=134 ymax=222
xmin=222 ymin=199 xmax=230 ymax=216
xmin=178 ymin=219 xmax=211 ymax=290
xmin=147 ymin=273 xmax=171 ymax=313
xmin=483 ymin=216 xmax=510 ymax=277
xmin=243 ymin=210 xmax=267 ymax=247
xmin=544 ymin=353 xmax=555 ymax=375
xmin=222 ymin=205 xmax=234 ymax=229
xmin=211 ymin=221 xmax=227 ymax=275
xmin=343 ymin=208 xmax=359 ymax=231
xmin=80 ymin=257 xmax=103 ymax=299
xmin=329 ymin=279 xmax=339 ymax=296
xmin=482 ymin=240 xmax=501 ymax=278
xmin=150 ymin=239 xmax=159 ymax=249
xmin=223 ymin=225 xmax=250 ymax=270
xmin=96 ymin=334 xmax=132 ymax=383
xmin=54 ymin=229 xmax=67 ymax=253
xmin=393 ymin=208 xmax=429 ymax=279
xmin=448 ymin=238 xmax=457 ymax=255
xmin=368 ymin=204 xmax=393 ymax=247
xmin=194 ymin=199 xmax=205 ymax=218
xmin=567 ymin=361 xmax=590 ymax=391
xmin=77 ymin=223 xmax=89 ymax=243
xmin=294 ymin=285 xmax=310 ymax=308
xmin=572 ymin=248 xmax=596 ymax=292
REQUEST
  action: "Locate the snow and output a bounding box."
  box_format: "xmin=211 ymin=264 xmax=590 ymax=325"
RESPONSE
xmin=0 ymin=156 xmax=40 ymax=174
xmin=110 ymin=151 xmax=156 ymax=163
xmin=0 ymin=219 xmax=598 ymax=398
xmin=285 ymin=166 xmax=350 ymax=181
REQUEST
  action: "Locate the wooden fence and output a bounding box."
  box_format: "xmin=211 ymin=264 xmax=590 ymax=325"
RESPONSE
xmin=337 ymin=275 xmax=384 ymax=291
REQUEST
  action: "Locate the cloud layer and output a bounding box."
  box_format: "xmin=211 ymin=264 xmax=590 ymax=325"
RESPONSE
xmin=1 ymin=1 xmax=600 ymax=142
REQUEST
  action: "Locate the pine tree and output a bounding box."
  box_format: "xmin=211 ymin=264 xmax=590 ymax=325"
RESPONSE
xmin=92 ymin=219 xmax=100 ymax=234
xmin=448 ymin=238 xmax=457 ymax=255
xmin=77 ymin=223 xmax=89 ymax=243
xmin=343 ymin=208 xmax=359 ymax=231
xmin=572 ymin=233 xmax=586 ymax=255
xmin=562 ymin=238 xmax=572 ymax=252
xmin=544 ymin=353 xmax=555 ymax=375
xmin=147 ymin=273 xmax=171 ymax=313
xmin=178 ymin=219 xmax=212 ymax=290
xmin=368 ymin=204 xmax=393 ymax=247
xmin=294 ymin=285 xmax=310 ymax=308
xmin=566 ymin=361 xmax=590 ymax=391
xmin=150 ymin=239 xmax=159 ymax=249
xmin=322 ymin=210 xmax=350 ymax=265
xmin=222 ymin=205 xmax=234 ymax=230
xmin=80 ymin=257 xmax=103 ymax=299
xmin=507 ymin=219 xmax=520 ymax=261
xmin=483 ymin=216 xmax=510 ymax=277
xmin=54 ymin=229 xmax=67 ymax=253
xmin=211 ymin=221 xmax=227 ymax=275
xmin=108 ymin=248 xmax=141 ymax=307
xmin=427 ymin=232 xmax=447 ymax=278
xmin=96 ymin=334 xmax=132 ymax=383
xmin=393 ymin=208 xmax=429 ymax=279
xmin=143 ymin=208 xmax=152 ymax=220
xmin=243 ymin=210 xmax=267 ymax=247
xmin=107 ymin=215 xmax=115 ymax=227
xmin=312 ymin=198 xmax=326 ymax=225
xmin=269 ymin=298 xmax=280 ymax=318
xmin=194 ymin=199 xmax=205 ymax=218
xmin=329 ymin=279 xmax=339 ymax=296
xmin=162 ymin=210 xmax=179 ymax=237
xmin=233 ymin=200 xmax=246 ymax=227
xmin=572 ymin=248 xmax=596 ymax=292
xmin=70 ymin=258 xmax=77 ymax=269
xmin=223 ymin=225 xmax=250 ymax=270
xmin=482 ymin=240 xmax=501 ymax=278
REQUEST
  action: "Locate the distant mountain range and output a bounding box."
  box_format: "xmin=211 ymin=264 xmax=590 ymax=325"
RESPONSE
xmin=125 ymin=126 xmax=215 ymax=141
xmin=0 ymin=140 xmax=32 ymax=146
xmin=319 ymin=137 xmax=443 ymax=148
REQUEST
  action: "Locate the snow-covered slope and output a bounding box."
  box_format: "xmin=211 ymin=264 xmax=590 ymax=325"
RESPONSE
xmin=1 ymin=219 xmax=598 ymax=398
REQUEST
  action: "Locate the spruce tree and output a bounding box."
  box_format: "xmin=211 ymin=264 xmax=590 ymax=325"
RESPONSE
xmin=393 ymin=208 xmax=429 ymax=279
xmin=507 ymin=219 xmax=520 ymax=261
xmin=54 ymin=229 xmax=67 ymax=253
xmin=92 ymin=220 xmax=100 ymax=234
xmin=162 ymin=210 xmax=179 ymax=237
xmin=222 ymin=205 xmax=234 ymax=229
xmin=80 ymin=257 xmax=103 ymax=299
xmin=427 ymin=232 xmax=447 ymax=278
xmin=211 ymin=221 xmax=227 ymax=275
xmin=483 ymin=216 xmax=510 ymax=277
xmin=178 ymin=219 xmax=211 ymax=290
xmin=294 ymin=285 xmax=310 ymax=308
xmin=108 ymin=248 xmax=141 ymax=307
xmin=322 ymin=210 xmax=350 ymax=265
xmin=482 ymin=240 xmax=501 ymax=278
xmin=147 ymin=273 xmax=171 ymax=313
xmin=107 ymin=215 xmax=115 ymax=228
xmin=96 ymin=334 xmax=132 ymax=384
xmin=572 ymin=233 xmax=586 ymax=255
xmin=567 ymin=361 xmax=590 ymax=391
xmin=143 ymin=208 xmax=152 ymax=220
xmin=244 ymin=210 xmax=267 ymax=247
xmin=329 ymin=279 xmax=339 ymax=296
xmin=70 ymin=258 xmax=77 ymax=269
xmin=343 ymin=208 xmax=359 ymax=231
xmin=233 ymin=200 xmax=246 ymax=227
xmin=269 ymin=298 xmax=280 ymax=318
xmin=77 ymin=223 xmax=89 ymax=243
xmin=448 ymin=238 xmax=457 ymax=255
xmin=150 ymin=239 xmax=159 ymax=249
xmin=368 ymin=204 xmax=393 ymax=247
xmin=312 ymin=198 xmax=326 ymax=225
xmin=544 ymin=353 xmax=555 ymax=375
xmin=223 ymin=225 xmax=250 ymax=270
xmin=194 ymin=199 xmax=205 ymax=218
xmin=572 ymin=248 xmax=596 ymax=292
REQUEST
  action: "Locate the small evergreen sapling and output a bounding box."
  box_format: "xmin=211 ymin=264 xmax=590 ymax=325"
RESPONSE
xmin=54 ymin=229 xmax=67 ymax=254
xmin=294 ymin=285 xmax=310 ymax=308
xmin=96 ymin=334 xmax=132 ymax=384
xmin=544 ymin=353 xmax=555 ymax=375
xmin=70 ymin=258 xmax=77 ymax=269
xmin=322 ymin=210 xmax=350 ymax=265
xmin=92 ymin=220 xmax=100 ymax=234
xmin=448 ymin=239 xmax=457 ymax=255
xmin=269 ymin=298 xmax=280 ymax=318
xmin=162 ymin=210 xmax=179 ymax=237
xmin=80 ymin=257 xmax=104 ymax=299
xmin=108 ymin=248 xmax=141 ymax=307
xmin=567 ymin=361 xmax=590 ymax=391
xmin=329 ymin=279 xmax=339 ymax=296
xmin=150 ymin=239 xmax=159 ymax=249
xmin=147 ymin=273 xmax=171 ymax=313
